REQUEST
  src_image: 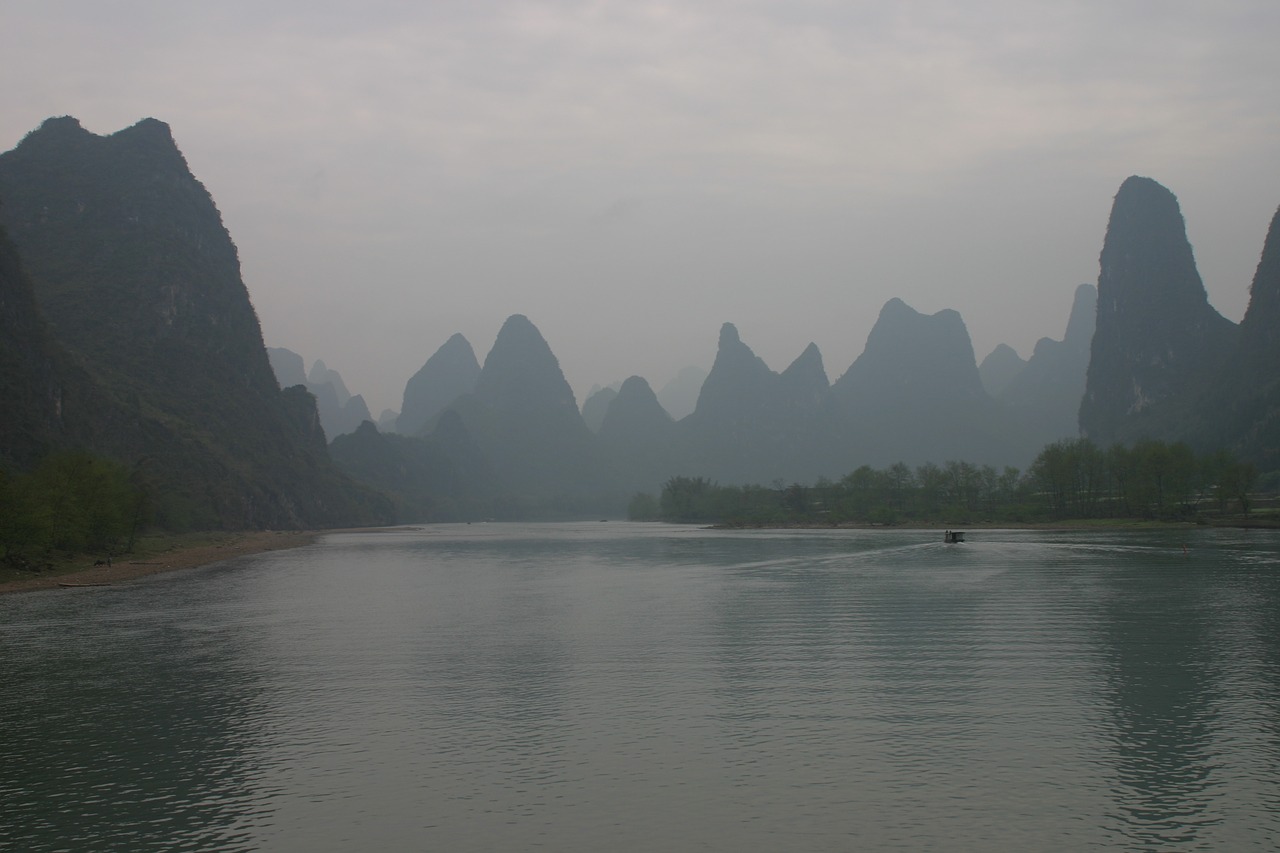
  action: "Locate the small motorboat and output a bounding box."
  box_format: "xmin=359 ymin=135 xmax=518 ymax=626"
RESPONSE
xmin=944 ymin=530 xmax=965 ymax=544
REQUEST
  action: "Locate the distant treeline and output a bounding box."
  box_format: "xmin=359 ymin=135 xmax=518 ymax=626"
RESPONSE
xmin=0 ymin=451 xmax=147 ymax=569
xmin=636 ymin=439 xmax=1262 ymax=525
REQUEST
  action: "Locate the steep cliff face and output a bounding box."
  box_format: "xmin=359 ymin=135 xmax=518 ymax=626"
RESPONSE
xmin=0 ymin=117 xmax=388 ymax=529
xmin=1079 ymin=176 xmax=1237 ymax=444
xmin=1196 ymin=204 xmax=1280 ymax=467
xmin=1236 ymin=205 xmax=1280 ymax=371
xmin=0 ymin=117 xmax=278 ymax=397
xmin=0 ymin=222 xmax=97 ymax=467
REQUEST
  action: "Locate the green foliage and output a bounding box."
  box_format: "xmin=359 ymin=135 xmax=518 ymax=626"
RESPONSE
xmin=627 ymin=492 xmax=660 ymax=521
xmin=0 ymin=451 xmax=146 ymax=563
xmin=655 ymin=439 xmax=1264 ymax=526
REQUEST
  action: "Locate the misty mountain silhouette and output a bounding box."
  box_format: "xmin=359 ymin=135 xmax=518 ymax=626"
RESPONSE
xmin=396 ymin=332 xmax=480 ymax=437
xmin=1080 ymin=176 xmax=1237 ymax=444
xmin=0 ymin=116 xmax=389 ymax=528
xmin=4 ymin=117 xmax=1276 ymax=526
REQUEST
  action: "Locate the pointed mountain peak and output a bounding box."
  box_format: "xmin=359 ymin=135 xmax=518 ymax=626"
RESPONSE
xmin=600 ymin=375 xmax=674 ymax=440
xmin=120 ymin=116 xmax=174 ymax=140
xmin=781 ymin=342 xmax=828 ymax=387
xmin=978 ymin=343 xmax=1027 ymax=397
xmin=879 ymin=297 xmax=914 ymax=319
xmin=33 ymin=115 xmax=86 ymax=136
xmin=835 ymin=298 xmax=982 ymax=401
xmin=439 ymin=332 xmax=475 ymax=355
xmin=474 ymin=314 xmax=577 ymax=413
xmin=1063 ymin=283 xmax=1097 ymax=348
xmin=1099 ymin=175 xmax=1212 ymax=309
xmin=398 ymin=332 xmax=481 ymax=435
xmin=483 ymin=314 xmax=556 ymax=372
xmin=718 ymin=322 xmax=741 ymax=348
xmin=1241 ymin=204 xmax=1280 ymax=338
xmin=1080 ymin=175 xmax=1237 ymax=442
xmin=581 ymin=384 xmax=620 ymax=432
xmin=617 ymin=375 xmax=657 ymax=397
xmin=693 ymin=322 xmax=778 ymax=418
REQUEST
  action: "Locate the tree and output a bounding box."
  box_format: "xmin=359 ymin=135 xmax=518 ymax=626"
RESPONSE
xmin=627 ymin=492 xmax=659 ymax=521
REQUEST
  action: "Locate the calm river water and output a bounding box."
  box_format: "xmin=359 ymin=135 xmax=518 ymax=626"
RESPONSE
xmin=2 ymin=523 xmax=1278 ymax=851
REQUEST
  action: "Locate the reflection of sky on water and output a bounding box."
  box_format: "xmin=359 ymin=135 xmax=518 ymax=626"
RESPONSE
xmin=1090 ymin=535 xmax=1280 ymax=849
xmin=0 ymin=578 xmax=275 ymax=852
xmin=1 ymin=524 xmax=1278 ymax=851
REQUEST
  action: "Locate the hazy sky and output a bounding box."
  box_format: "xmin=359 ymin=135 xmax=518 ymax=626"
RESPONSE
xmin=3 ymin=1 xmax=1278 ymax=415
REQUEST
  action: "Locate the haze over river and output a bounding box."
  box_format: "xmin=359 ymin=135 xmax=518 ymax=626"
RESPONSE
xmin=2 ymin=523 xmax=1278 ymax=851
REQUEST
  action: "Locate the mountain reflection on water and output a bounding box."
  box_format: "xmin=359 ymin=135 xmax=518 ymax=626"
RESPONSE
xmin=1 ymin=523 xmax=1277 ymax=851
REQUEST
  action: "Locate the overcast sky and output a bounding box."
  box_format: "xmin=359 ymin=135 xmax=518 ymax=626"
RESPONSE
xmin=3 ymin=1 xmax=1278 ymax=415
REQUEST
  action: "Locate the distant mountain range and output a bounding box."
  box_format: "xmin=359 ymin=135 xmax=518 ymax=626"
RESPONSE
xmin=2 ymin=116 xmax=1276 ymax=526
xmin=266 ymin=347 xmax=373 ymax=440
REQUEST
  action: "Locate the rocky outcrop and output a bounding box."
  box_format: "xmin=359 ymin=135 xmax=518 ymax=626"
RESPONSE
xmin=1195 ymin=204 xmax=1280 ymax=467
xmin=0 ymin=222 xmax=99 ymax=468
xmin=1079 ymin=176 xmax=1237 ymax=444
xmin=0 ymin=117 xmax=389 ymax=529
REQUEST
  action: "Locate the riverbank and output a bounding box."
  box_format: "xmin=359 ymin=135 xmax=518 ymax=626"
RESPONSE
xmin=0 ymin=530 xmax=319 ymax=596
xmin=710 ymin=515 xmax=1280 ymax=531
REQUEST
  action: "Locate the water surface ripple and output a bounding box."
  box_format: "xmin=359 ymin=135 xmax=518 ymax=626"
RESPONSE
xmin=2 ymin=523 xmax=1278 ymax=850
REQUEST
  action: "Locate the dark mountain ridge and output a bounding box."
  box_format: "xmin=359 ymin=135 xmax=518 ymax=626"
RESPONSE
xmin=5 ymin=117 xmax=1274 ymax=527
xmin=0 ymin=117 xmax=388 ymax=529
xmin=1080 ymin=176 xmax=1237 ymax=444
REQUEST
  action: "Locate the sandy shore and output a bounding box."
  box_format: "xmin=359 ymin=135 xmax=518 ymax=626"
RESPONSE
xmin=0 ymin=530 xmax=319 ymax=596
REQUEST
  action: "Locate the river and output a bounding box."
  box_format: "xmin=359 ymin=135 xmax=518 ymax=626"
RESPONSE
xmin=2 ymin=522 xmax=1278 ymax=851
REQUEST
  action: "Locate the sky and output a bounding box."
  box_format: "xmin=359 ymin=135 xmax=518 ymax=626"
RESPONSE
xmin=3 ymin=1 xmax=1279 ymax=415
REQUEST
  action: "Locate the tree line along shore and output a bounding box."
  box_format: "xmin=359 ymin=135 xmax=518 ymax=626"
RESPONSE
xmin=634 ymin=438 xmax=1271 ymax=527
xmin=2 ymin=437 xmax=1274 ymax=594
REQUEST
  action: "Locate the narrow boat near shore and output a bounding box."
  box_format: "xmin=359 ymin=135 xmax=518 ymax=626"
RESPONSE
xmin=57 ymin=581 xmax=113 ymax=588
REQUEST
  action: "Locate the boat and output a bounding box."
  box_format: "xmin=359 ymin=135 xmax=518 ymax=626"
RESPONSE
xmin=944 ymin=530 xmax=965 ymax=544
xmin=57 ymin=581 xmax=113 ymax=588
